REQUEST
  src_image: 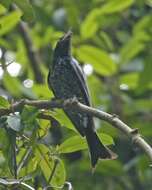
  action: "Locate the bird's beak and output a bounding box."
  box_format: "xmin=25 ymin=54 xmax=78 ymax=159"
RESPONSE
xmin=54 ymin=31 xmax=72 ymax=57
xmin=60 ymin=30 xmax=72 ymax=42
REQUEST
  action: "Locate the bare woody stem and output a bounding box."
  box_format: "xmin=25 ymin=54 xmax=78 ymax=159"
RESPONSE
xmin=11 ymin=4 xmax=44 ymax=84
xmin=0 ymin=98 xmax=152 ymax=162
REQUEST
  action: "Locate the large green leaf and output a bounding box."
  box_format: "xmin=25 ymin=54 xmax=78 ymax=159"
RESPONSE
xmin=35 ymin=144 xmax=66 ymax=187
xmin=76 ymin=45 xmax=117 ymax=76
xmin=58 ymin=133 xmax=114 ymax=154
xmin=51 ymin=158 xmax=66 ymax=187
xmin=0 ymin=9 xmax=22 ymax=36
xmin=120 ymin=31 xmax=151 ymax=64
xmin=81 ymin=0 xmax=133 ymax=38
xmin=120 ymin=14 xmax=152 ymax=64
xmin=58 ymin=135 xmax=86 ymax=153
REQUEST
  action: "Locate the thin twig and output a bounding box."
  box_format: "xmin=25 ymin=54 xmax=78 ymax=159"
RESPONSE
xmin=0 ymin=98 xmax=152 ymax=162
xmin=0 ymin=178 xmax=35 ymax=190
xmin=0 ymin=60 xmax=14 ymax=68
xmin=17 ymin=147 xmax=33 ymax=176
xmin=20 ymin=182 xmax=35 ymax=190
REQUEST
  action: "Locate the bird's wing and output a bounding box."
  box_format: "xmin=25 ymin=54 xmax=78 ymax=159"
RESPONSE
xmin=70 ymin=57 xmax=91 ymax=106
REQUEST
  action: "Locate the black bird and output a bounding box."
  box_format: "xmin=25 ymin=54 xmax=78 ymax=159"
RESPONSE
xmin=48 ymin=31 xmax=117 ymax=168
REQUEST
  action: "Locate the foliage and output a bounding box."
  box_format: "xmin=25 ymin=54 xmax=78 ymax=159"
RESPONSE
xmin=0 ymin=0 xmax=152 ymax=189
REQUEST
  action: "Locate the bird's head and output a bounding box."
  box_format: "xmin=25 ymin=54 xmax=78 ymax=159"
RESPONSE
xmin=54 ymin=31 xmax=72 ymax=58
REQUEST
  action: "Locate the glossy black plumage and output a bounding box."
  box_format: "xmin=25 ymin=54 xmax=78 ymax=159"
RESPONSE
xmin=48 ymin=31 xmax=117 ymax=167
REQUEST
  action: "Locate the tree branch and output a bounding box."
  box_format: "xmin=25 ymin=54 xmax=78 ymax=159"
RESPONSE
xmin=18 ymin=21 xmax=44 ymax=84
xmin=0 ymin=99 xmax=152 ymax=162
xmin=11 ymin=4 xmax=44 ymax=84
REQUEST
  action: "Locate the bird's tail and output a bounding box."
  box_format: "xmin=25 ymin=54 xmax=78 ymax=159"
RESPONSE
xmin=85 ymin=125 xmax=117 ymax=168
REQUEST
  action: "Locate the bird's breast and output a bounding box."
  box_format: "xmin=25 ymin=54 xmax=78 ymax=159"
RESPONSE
xmin=49 ymin=59 xmax=85 ymax=103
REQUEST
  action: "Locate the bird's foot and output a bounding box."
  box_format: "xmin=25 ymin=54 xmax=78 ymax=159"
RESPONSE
xmin=63 ymin=96 xmax=78 ymax=108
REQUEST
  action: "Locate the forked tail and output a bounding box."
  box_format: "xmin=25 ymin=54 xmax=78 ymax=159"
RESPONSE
xmin=85 ymin=127 xmax=117 ymax=168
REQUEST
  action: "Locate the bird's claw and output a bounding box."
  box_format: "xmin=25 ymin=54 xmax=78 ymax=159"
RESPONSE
xmin=63 ymin=96 xmax=78 ymax=107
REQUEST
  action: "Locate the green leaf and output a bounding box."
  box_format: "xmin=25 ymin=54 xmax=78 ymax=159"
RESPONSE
xmin=21 ymin=106 xmax=38 ymax=125
xmin=14 ymin=0 xmax=34 ymax=22
xmin=120 ymin=31 xmax=151 ymax=64
xmin=98 ymin=133 xmax=114 ymax=145
xmin=0 ymin=96 xmax=9 ymax=108
xmin=58 ymin=135 xmax=87 ymax=153
xmin=0 ymin=37 xmax=11 ymax=49
xmin=35 ymin=144 xmax=66 ymax=187
xmin=58 ymin=133 xmax=114 ymax=154
xmin=18 ymin=153 xmax=37 ymax=177
xmin=21 ymin=106 xmax=39 ymax=136
xmin=50 ymin=110 xmax=77 ymax=133
xmin=3 ymin=74 xmax=22 ymax=96
xmin=0 ymin=4 xmax=6 ymax=15
xmin=34 ymin=145 xmax=51 ymax=179
xmin=133 ymin=14 xmax=152 ymax=34
xmin=51 ymin=159 xmax=66 ymax=187
xmin=32 ymin=84 xmax=53 ymax=99
xmin=81 ymin=0 xmax=133 ymax=38
xmin=120 ymin=72 xmax=139 ymax=89
xmin=99 ymin=31 xmax=114 ymax=51
xmin=3 ymin=74 xmax=36 ymax=98
xmin=138 ymin=58 xmax=152 ymax=91
xmin=99 ymin=0 xmax=134 ymax=14
xmin=80 ymin=12 xmax=99 ymax=39
xmin=0 ymin=9 xmax=22 ymax=36
xmin=120 ymin=14 xmax=152 ymax=64
xmin=7 ymin=115 xmax=21 ymax=132
xmin=0 ymin=0 xmax=12 ymax=8
xmin=76 ymin=45 xmax=117 ymax=76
